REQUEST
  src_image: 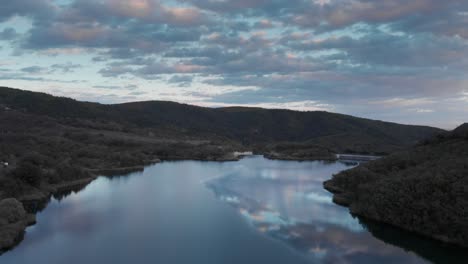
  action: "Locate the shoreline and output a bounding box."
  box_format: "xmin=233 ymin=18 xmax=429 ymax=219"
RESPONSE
xmin=0 ymin=154 xmax=244 ymax=254
xmin=263 ymin=152 xmax=338 ymax=162
xmin=0 ymin=152 xmax=394 ymax=254
xmin=323 ymin=178 xmax=468 ymax=249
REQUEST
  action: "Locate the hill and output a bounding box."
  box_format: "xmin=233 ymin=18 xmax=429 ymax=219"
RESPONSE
xmin=0 ymin=87 xmax=443 ymax=154
xmin=324 ymin=124 xmax=468 ymax=248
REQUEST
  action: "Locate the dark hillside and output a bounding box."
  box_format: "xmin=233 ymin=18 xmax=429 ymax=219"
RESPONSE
xmin=0 ymin=87 xmax=444 ymax=154
xmin=0 ymin=87 xmax=109 ymax=119
xmin=325 ymin=124 xmax=468 ymax=247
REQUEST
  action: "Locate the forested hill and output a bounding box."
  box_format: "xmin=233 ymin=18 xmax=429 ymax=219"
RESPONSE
xmin=0 ymin=87 xmax=443 ymax=153
xmin=324 ymin=123 xmax=468 ymax=248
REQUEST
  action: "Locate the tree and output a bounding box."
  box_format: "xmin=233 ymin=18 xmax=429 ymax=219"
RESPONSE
xmin=13 ymin=161 xmax=42 ymax=187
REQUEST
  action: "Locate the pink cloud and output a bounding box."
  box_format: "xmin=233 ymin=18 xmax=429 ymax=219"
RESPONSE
xmin=107 ymin=0 xmax=155 ymax=18
xmin=162 ymin=6 xmax=204 ymax=25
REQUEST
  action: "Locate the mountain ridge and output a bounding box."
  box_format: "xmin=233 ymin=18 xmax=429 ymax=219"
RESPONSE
xmin=0 ymin=87 xmax=444 ymax=153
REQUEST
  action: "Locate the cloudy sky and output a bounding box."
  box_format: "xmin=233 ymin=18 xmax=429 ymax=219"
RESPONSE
xmin=1 ymin=0 xmax=467 ymax=128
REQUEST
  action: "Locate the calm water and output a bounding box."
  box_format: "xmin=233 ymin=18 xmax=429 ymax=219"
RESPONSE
xmin=2 ymin=156 xmax=466 ymax=263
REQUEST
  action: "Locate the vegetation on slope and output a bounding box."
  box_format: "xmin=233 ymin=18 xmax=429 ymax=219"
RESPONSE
xmin=0 ymin=87 xmax=443 ymax=154
xmin=325 ymin=124 xmax=468 ymax=247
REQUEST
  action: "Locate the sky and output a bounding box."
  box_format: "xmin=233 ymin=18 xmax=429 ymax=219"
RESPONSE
xmin=0 ymin=0 xmax=467 ymax=129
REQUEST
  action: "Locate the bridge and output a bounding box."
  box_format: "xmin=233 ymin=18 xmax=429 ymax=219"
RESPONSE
xmin=336 ymin=154 xmax=381 ymax=163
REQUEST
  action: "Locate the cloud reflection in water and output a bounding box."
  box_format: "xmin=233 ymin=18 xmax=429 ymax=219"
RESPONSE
xmin=206 ymin=157 xmax=426 ymax=263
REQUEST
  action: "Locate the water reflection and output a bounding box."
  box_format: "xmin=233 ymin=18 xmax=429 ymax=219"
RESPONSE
xmin=359 ymin=217 xmax=468 ymax=264
xmin=2 ymin=156 xmax=466 ymax=264
xmin=206 ymin=157 xmax=457 ymax=263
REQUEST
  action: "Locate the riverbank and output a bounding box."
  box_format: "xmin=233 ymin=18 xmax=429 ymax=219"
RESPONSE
xmin=0 ymin=199 xmax=36 ymax=252
xmin=0 ymin=152 xmax=245 ymax=253
xmin=0 ymin=176 xmax=100 ymax=253
xmin=5 ymin=155 xmax=463 ymax=264
xmin=324 ymin=125 xmax=468 ymax=248
xmin=263 ymin=152 xmax=338 ymax=161
xmin=1 ymin=150 xmax=386 ymax=253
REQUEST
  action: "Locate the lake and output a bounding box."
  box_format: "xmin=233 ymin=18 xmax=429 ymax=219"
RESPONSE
xmin=2 ymin=156 xmax=466 ymax=264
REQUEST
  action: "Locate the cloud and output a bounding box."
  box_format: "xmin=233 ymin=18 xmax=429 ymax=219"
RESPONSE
xmin=51 ymin=62 xmax=82 ymax=73
xmin=414 ymin=108 xmax=434 ymax=113
xmin=286 ymin=31 xmax=468 ymax=68
xmin=369 ymin=97 xmax=435 ymax=108
xmin=21 ymin=66 xmax=47 ymax=74
xmin=1 ymin=0 xmax=467 ymax=128
xmin=0 ymin=28 xmax=18 ymax=40
xmin=197 ymin=100 xmax=333 ymax=112
xmin=168 ymin=75 xmax=194 ymax=86
xmin=0 ymin=0 xmax=55 ymax=23
xmin=19 ymin=63 xmax=81 ymax=74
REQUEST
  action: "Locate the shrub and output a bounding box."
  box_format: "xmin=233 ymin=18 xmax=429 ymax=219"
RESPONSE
xmin=43 ymin=170 xmax=61 ymax=184
xmin=21 ymin=153 xmax=43 ymax=166
xmin=13 ymin=160 xmax=43 ymax=187
xmin=55 ymin=162 xmax=89 ymax=181
xmin=0 ymin=177 xmax=24 ymax=198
